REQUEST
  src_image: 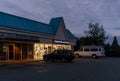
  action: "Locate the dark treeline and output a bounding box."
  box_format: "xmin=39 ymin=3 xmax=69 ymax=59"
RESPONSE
xmin=105 ymin=36 xmax=120 ymax=57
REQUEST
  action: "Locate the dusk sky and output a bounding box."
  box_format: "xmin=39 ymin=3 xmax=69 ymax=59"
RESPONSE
xmin=0 ymin=0 xmax=120 ymax=36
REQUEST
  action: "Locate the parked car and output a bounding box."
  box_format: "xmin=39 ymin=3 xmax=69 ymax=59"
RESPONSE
xmin=74 ymin=45 xmax=105 ymax=58
xmin=43 ymin=50 xmax=75 ymax=62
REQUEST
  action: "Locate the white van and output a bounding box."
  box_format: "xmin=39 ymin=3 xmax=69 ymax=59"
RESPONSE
xmin=74 ymin=45 xmax=105 ymax=58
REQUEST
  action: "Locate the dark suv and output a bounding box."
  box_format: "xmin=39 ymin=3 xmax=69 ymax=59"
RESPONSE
xmin=43 ymin=50 xmax=75 ymax=62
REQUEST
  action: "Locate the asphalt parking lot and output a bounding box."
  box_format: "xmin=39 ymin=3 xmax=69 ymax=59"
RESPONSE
xmin=0 ymin=57 xmax=120 ymax=81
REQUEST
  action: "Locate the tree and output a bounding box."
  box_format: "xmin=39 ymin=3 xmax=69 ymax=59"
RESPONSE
xmin=109 ymin=36 xmax=120 ymax=56
xmin=111 ymin=36 xmax=119 ymax=48
xmin=104 ymin=43 xmax=111 ymax=56
xmin=74 ymin=38 xmax=81 ymax=51
xmin=74 ymin=36 xmax=93 ymax=50
xmin=84 ymin=22 xmax=108 ymax=45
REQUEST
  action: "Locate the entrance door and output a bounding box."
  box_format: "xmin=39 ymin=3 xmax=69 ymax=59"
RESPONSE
xmin=9 ymin=45 xmax=14 ymax=60
xmin=3 ymin=44 xmax=14 ymax=60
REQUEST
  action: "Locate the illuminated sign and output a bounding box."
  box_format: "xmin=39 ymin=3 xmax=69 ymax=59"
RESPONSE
xmin=53 ymin=40 xmax=69 ymax=44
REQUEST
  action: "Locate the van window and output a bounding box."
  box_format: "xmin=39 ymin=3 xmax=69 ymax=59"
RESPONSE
xmin=84 ymin=48 xmax=90 ymax=51
xmin=99 ymin=48 xmax=101 ymax=51
xmin=91 ymin=48 xmax=98 ymax=51
xmin=99 ymin=48 xmax=104 ymax=51
xmin=79 ymin=48 xmax=83 ymax=51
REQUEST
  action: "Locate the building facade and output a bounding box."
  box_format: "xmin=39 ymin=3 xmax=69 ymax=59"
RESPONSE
xmin=0 ymin=12 xmax=76 ymax=61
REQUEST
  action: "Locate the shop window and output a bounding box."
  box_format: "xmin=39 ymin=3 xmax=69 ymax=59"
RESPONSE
xmin=34 ymin=43 xmax=44 ymax=59
xmin=22 ymin=44 xmax=27 ymax=59
xmin=34 ymin=43 xmax=52 ymax=59
xmin=15 ymin=44 xmax=21 ymax=60
xmin=28 ymin=44 xmax=33 ymax=59
xmin=48 ymin=46 xmax=52 ymax=54
xmin=0 ymin=43 xmax=5 ymax=60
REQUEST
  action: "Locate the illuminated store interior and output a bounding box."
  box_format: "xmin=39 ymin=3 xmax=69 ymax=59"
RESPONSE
xmin=34 ymin=43 xmax=71 ymax=59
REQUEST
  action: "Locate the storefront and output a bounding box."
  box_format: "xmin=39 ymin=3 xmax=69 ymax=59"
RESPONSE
xmin=34 ymin=40 xmax=72 ymax=59
xmin=0 ymin=42 xmax=34 ymax=60
xmin=0 ymin=32 xmax=40 ymax=60
xmin=0 ymin=12 xmax=76 ymax=61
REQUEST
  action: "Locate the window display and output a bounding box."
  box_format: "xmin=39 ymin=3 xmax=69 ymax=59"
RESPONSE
xmin=34 ymin=43 xmax=71 ymax=60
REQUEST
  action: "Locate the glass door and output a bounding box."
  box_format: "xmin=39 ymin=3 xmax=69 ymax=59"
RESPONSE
xmin=3 ymin=44 xmax=15 ymax=60
xmin=9 ymin=45 xmax=14 ymax=60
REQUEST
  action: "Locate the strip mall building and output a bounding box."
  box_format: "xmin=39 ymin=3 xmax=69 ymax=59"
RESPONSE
xmin=0 ymin=12 xmax=76 ymax=61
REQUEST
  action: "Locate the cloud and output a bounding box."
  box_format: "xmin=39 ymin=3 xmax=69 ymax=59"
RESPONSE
xmin=115 ymin=27 xmax=120 ymax=30
xmin=0 ymin=0 xmax=120 ymax=36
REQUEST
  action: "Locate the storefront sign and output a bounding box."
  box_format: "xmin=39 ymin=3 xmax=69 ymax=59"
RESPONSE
xmin=53 ymin=40 xmax=69 ymax=44
xmin=0 ymin=32 xmax=40 ymax=42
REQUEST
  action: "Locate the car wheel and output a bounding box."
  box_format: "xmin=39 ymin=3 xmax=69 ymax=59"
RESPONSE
xmin=92 ymin=54 xmax=96 ymax=59
xmin=68 ymin=60 xmax=72 ymax=62
xmin=61 ymin=58 xmax=66 ymax=62
xmin=75 ymin=54 xmax=79 ymax=58
xmin=51 ymin=59 xmax=55 ymax=62
xmin=44 ymin=57 xmax=48 ymax=62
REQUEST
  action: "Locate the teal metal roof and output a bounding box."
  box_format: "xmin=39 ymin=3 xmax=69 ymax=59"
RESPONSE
xmin=0 ymin=12 xmax=76 ymax=39
xmin=0 ymin=12 xmax=53 ymax=35
xmin=49 ymin=17 xmax=63 ymax=34
xmin=67 ymin=29 xmax=76 ymax=39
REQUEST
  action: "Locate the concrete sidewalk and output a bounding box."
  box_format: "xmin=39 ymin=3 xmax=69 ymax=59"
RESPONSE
xmin=0 ymin=59 xmax=42 ymax=65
